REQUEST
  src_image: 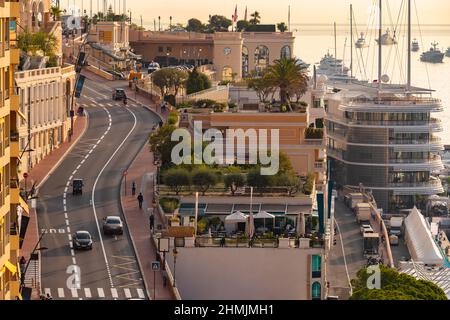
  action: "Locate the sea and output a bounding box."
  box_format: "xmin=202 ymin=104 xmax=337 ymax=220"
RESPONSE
xmin=293 ymin=24 xmax=450 ymax=145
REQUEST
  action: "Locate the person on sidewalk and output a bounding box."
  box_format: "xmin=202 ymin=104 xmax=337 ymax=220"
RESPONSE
xmin=132 ymin=182 xmax=136 ymax=196
xmin=149 ymin=214 xmax=155 ymax=231
xmin=137 ymin=193 xmax=144 ymax=209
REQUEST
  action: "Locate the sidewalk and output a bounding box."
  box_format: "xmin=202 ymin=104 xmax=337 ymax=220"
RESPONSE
xmin=20 ymin=116 xmax=87 ymax=300
xmin=120 ymin=146 xmax=175 ymax=300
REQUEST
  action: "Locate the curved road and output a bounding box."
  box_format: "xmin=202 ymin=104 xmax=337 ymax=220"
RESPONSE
xmin=37 ymin=77 xmax=160 ymax=300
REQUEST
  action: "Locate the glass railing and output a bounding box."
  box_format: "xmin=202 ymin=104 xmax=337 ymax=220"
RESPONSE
xmin=348 ymin=97 xmax=441 ymax=106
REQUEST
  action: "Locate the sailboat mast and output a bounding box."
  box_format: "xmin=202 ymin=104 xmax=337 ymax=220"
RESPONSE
xmin=350 ymin=4 xmax=353 ymax=78
xmin=407 ymin=0 xmax=412 ymax=91
xmin=334 ymin=22 xmax=337 ymax=69
xmin=378 ymin=0 xmax=382 ymax=93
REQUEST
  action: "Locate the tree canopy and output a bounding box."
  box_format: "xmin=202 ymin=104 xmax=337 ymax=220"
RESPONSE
xmin=152 ymin=68 xmax=188 ymax=97
xmin=350 ymin=265 xmax=447 ymax=300
xmin=249 ymin=11 xmax=261 ymax=25
xmin=186 ymin=18 xmax=206 ymax=33
xmin=186 ymin=68 xmax=212 ymax=95
xmin=208 ymin=15 xmax=232 ymax=32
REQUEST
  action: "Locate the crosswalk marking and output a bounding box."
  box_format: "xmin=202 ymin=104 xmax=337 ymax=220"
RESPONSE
xmin=43 ymin=287 xmax=146 ymax=299
xmin=71 ymin=288 xmax=78 ymax=298
xmin=137 ymin=288 xmax=145 ymax=299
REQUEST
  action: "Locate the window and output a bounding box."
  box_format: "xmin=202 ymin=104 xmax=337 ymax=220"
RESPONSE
xmin=281 ymin=45 xmax=291 ymax=59
xmin=222 ymin=67 xmax=233 ymax=82
xmin=312 ymin=255 xmax=322 ymax=278
xmin=254 ymin=45 xmax=270 ymax=74
xmin=242 ymin=46 xmax=249 ymax=77
xmin=312 ymin=282 xmax=321 ymax=300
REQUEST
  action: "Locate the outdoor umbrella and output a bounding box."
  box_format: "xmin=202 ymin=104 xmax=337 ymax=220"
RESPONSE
xmin=225 ymin=211 xmax=248 ymax=223
xmin=254 ymin=211 xmax=275 ymax=232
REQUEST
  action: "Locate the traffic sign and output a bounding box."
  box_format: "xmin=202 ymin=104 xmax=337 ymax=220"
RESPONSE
xmin=151 ymin=261 xmax=160 ymax=271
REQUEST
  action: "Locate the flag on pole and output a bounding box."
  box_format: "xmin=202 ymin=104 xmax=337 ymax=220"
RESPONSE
xmin=232 ymin=4 xmax=238 ymax=22
xmin=244 ymin=6 xmax=248 ymax=21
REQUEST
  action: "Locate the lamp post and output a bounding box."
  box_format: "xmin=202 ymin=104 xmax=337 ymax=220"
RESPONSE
xmin=172 ymin=247 xmax=178 ymax=287
xmin=169 ymin=16 xmax=172 ymax=32
xmin=158 ymin=16 xmax=161 ymax=31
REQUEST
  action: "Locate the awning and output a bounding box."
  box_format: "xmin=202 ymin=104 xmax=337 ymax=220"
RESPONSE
xmin=225 ymin=211 xmax=248 ymax=223
xmin=254 ymin=211 xmax=275 ymax=220
xmin=5 ymin=260 xmax=17 ymax=275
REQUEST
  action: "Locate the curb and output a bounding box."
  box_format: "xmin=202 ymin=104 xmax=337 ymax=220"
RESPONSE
xmin=128 ymin=96 xmax=164 ymax=123
xmin=35 ymin=113 xmax=90 ymax=191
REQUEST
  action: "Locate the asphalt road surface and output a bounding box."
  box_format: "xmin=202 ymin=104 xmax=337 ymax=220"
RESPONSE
xmin=37 ymin=77 xmax=160 ymax=300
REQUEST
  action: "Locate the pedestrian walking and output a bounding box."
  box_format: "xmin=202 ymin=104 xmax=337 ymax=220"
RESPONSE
xmin=149 ymin=214 xmax=155 ymax=231
xmin=132 ymin=182 xmax=136 ymax=196
xmin=19 ymin=256 xmax=26 ymax=274
xmin=137 ymin=193 xmax=144 ymax=209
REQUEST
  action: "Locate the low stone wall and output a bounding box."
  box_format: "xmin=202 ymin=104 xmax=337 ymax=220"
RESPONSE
xmin=85 ymin=65 xmax=114 ymax=80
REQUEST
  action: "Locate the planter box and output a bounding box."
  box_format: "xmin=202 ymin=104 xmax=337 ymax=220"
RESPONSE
xmin=185 ymin=237 xmax=195 ymax=248
xmin=299 ymin=238 xmax=311 ymax=249
xmin=278 ymin=238 xmax=291 ymax=249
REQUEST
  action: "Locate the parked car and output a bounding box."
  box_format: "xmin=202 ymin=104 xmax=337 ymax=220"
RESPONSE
xmin=112 ymin=88 xmax=126 ymax=100
xmin=360 ymin=224 xmax=374 ymax=235
xmin=73 ymin=231 xmax=93 ymax=250
xmin=103 ymin=216 xmax=124 ymax=235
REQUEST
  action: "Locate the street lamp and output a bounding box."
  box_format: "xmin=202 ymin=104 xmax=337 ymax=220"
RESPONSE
xmin=169 ymin=16 xmax=172 ymax=32
xmin=172 ymin=247 xmax=178 ymax=287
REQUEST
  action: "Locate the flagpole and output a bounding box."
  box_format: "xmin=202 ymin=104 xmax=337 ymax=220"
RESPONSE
xmin=194 ymin=192 xmax=199 ymax=237
xmin=250 ymin=187 xmax=254 ymax=238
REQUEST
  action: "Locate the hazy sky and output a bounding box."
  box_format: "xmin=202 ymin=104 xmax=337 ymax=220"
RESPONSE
xmin=65 ymin=0 xmax=450 ymax=26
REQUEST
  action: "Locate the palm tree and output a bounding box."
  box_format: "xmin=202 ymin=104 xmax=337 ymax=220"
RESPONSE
xmin=50 ymin=6 xmax=62 ymax=21
xmin=249 ymin=11 xmax=261 ymax=25
xmin=265 ymin=58 xmax=309 ymax=111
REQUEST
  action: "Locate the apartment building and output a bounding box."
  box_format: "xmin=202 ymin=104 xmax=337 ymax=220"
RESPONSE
xmin=14 ymin=64 xmax=75 ymax=173
xmin=16 ymin=0 xmax=75 ymax=173
xmin=325 ymin=82 xmax=444 ymax=213
xmin=0 ymin=0 xmax=30 ymax=300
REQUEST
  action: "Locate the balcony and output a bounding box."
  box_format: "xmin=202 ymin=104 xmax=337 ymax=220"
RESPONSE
xmin=10 ymin=133 xmax=19 ymax=158
xmin=10 ymin=48 xmax=20 ymax=65
xmin=10 ymin=1 xmax=20 ymax=18
xmin=9 ymin=93 xmax=19 ymax=112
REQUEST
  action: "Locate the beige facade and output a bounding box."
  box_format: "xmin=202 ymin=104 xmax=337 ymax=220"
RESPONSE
xmin=129 ymin=30 xmax=295 ymax=81
xmin=14 ymin=64 xmax=75 ymax=173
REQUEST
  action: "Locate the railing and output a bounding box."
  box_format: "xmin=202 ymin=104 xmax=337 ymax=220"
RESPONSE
xmin=304 ymin=139 xmax=325 ymax=146
xmin=388 ymin=155 xmax=441 ymax=164
xmin=348 ymin=97 xmax=441 ymax=106
xmin=194 ymin=237 xmax=324 ymax=249
xmin=388 ymin=180 xmax=442 ymax=188
xmin=343 ymin=118 xmax=442 ymax=127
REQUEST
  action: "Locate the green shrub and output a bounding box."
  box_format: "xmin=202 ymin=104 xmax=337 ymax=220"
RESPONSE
xmin=167 ymin=111 xmax=179 ymax=125
xmin=176 ymin=102 xmax=193 ymax=109
xmin=213 ymin=103 xmax=226 ymax=113
xmin=228 ymin=102 xmax=237 ymax=109
xmin=163 ymin=168 xmax=190 ymax=195
xmin=194 ymin=99 xmax=216 ymax=108
xmin=302 ymin=173 xmax=315 ymax=195
xmin=192 ymin=168 xmax=218 ymax=195
xmin=304 ymin=127 xmax=324 ymax=139
xmin=159 ymin=197 xmax=180 ymax=214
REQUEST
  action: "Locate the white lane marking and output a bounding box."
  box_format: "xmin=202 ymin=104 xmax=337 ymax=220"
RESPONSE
xmin=68 ymin=234 xmax=72 ymax=241
xmin=72 ymin=257 xmax=76 ymax=265
xmin=76 ymin=165 xmax=81 ymax=170
xmin=124 ymin=288 xmax=132 ymax=299
xmin=70 ymin=249 xmax=75 ymax=256
xmin=69 ymin=175 xmax=73 ymax=180
xmin=72 ymin=170 xmax=77 ymax=176
xmin=63 ymin=199 xmax=66 ymax=205
xmin=84 ymin=155 xmax=89 ymax=159
xmin=97 ymin=288 xmax=105 ymax=298
xmin=334 ymin=219 xmax=353 ymax=296
xmin=69 ymin=242 xmax=73 ymax=249
xmin=66 ymin=181 xmax=70 ymax=187
xmin=58 ymin=288 xmax=65 ymax=298
xmin=64 ymin=212 xmax=68 ymax=219
xmin=63 ymin=193 xmax=67 ymax=199
xmin=91 ymin=107 xmax=137 ymax=289
xmin=111 ymin=288 xmax=118 ymax=299
xmin=81 ymin=159 xmax=85 ymax=164
xmin=64 ymin=187 xmax=68 ymax=193
xmin=137 ymin=288 xmax=145 ymax=299
xmin=65 ymin=219 xmax=70 ymax=226
xmin=84 ymin=288 xmax=92 ymax=298
xmin=67 ymin=226 xmax=71 ymax=233
xmin=71 ymin=288 xmax=78 ymax=298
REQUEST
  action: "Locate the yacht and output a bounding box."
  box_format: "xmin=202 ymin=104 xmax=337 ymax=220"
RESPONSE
xmin=355 ymin=33 xmax=368 ymax=48
xmin=420 ymin=42 xmax=445 ymax=63
xmin=411 ymin=39 xmax=420 ymax=52
xmin=375 ymin=28 xmax=397 ymax=45
xmin=316 ymin=52 xmax=359 ymax=83
xmin=445 ymin=47 xmax=450 ymax=57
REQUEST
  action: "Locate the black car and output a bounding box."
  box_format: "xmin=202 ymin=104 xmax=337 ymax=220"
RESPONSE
xmin=73 ymin=231 xmax=93 ymax=250
xmin=72 ymin=179 xmax=83 ymax=195
xmin=112 ymin=88 xmax=126 ymax=100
